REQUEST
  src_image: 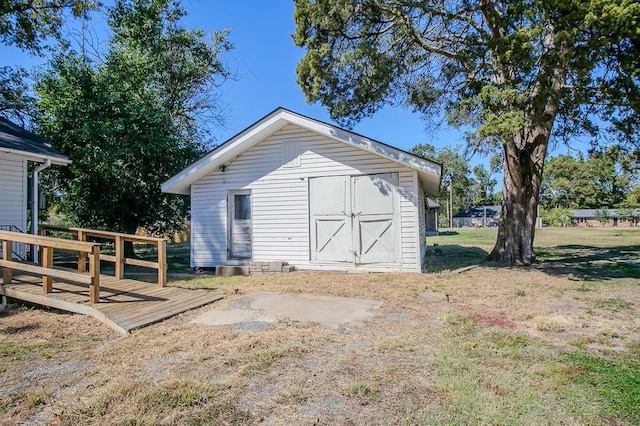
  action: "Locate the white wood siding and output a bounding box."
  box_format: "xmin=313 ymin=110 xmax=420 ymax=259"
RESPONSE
xmin=0 ymin=156 xmax=27 ymax=258
xmin=417 ymin=175 xmax=427 ymax=270
xmin=191 ymin=124 xmax=422 ymax=272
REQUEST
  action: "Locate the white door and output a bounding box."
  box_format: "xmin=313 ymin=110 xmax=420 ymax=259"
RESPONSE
xmin=353 ymin=173 xmax=398 ymax=264
xmin=228 ymin=190 xmax=252 ymax=259
xmin=309 ymin=173 xmax=398 ymax=264
xmin=309 ymin=176 xmax=351 ymax=262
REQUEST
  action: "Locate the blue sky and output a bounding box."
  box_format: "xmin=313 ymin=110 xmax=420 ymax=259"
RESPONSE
xmin=179 ymin=0 xmax=466 ymax=153
xmin=1 ymin=1 xmax=468 ymax=153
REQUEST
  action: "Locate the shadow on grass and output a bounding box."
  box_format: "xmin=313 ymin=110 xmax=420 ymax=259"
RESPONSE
xmin=535 ymin=244 xmax=640 ymax=281
xmin=425 ymin=245 xmax=489 ymax=273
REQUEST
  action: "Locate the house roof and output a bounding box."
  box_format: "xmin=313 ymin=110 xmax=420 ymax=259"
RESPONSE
xmin=427 ymin=198 xmax=440 ymax=209
xmin=571 ymin=209 xmax=640 ymax=218
xmin=162 ymin=108 xmax=442 ymax=196
xmin=0 ymin=117 xmax=70 ymax=165
xmin=454 ymin=205 xmax=501 ymax=218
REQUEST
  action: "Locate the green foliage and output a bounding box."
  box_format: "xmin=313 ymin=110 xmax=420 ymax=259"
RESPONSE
xmin=624 ymin=185 xmax=640 ymax=207
xmin=542 ymin=208 xmax=573 ymax=227
xmin=411 ymin=143 xmax=500 ymax=224
xmin=541 ymin=148 xmax=638 ymax=209
xmin=35 ymin=0 xmax=232 ymax=237
xmin=294 ymin=0 xmax=640 ymax=143
xmin=411 ymin=143 xmax=472 ymax=222
xmin=594 ymin=208 xmax=611 ymax=225
xmin=0 ymin=0 xmax=99 ymax=55
xmin=0 ymin=1 xmax=99 ymax=121
xmin=0 ymin=66 xmax=35 ymax=123
xmin=472 ymin=164 xmax=500 ymax=206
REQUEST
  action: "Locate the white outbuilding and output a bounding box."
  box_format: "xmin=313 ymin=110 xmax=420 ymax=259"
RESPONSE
xmin=162 ymin=108 xmax=441 ymax=272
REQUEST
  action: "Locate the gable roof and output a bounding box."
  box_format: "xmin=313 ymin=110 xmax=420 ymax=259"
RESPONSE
xmin=571 ymin=209 xmax=640 ymax=218
xmin=427 ymin=198 xmax=440 ymax=209
xmin=162 ymin=107 xmax=442 ymax=195
xmin=0 ymin=117 xmax=70 ymax=165
xmin=454 ymin=205 xmax=501 ymax=218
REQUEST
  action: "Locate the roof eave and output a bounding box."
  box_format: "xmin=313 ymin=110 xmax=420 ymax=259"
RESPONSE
xmin=0 ymin=147 xmax=71 ymax=166
xmin=161 ymin=108 xmax=443 ymax=195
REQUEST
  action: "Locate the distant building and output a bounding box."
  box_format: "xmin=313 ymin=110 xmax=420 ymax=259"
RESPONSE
xmin=452 ymin=205 xmax=501 ymax=228
xmin=571 ymin=209 xmax=640 ymax=227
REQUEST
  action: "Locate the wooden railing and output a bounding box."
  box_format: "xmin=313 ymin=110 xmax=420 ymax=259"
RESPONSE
xmin=39 ymin=225 xmax=167 ymax=287
xmin=0 ymin=225 xmax=27 ymax=260
xmin=0 ymin=230 xmax=101 ymax=303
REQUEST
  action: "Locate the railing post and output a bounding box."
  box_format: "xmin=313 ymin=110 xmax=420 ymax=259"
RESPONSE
xmin=38 ymin=226 xmax=46 ymax=265
xmin=115 ymin=235 xmax=125 ymax=280
xmin=2 ymin=240 xmax=12 ymax=285
xmin=89 ymin=246 xmax=100 ymax=304
xmin=42 ymin=246 xmax=53 ymax=293
xmin=158 ymin=239 xmax=167 ymax=287
xmin=77 ymin=230 xmax=87 ymax=272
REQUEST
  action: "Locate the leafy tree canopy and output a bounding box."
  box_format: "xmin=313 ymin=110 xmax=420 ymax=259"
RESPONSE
xmin=36 ymin=0 xmax=232 ymax=237
xmin=541 ymin=147 xmax=638 ymax=209
xmin=294 ymin=0 xmax=640 ymax=264
xmin=0 ymin=0 xmax=99 ymax=54
xmin=0 ymin=1 xmax=100 ymax=123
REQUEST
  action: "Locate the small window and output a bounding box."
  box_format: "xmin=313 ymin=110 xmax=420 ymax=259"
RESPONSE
xmin=282 ymin=141 xmax=301 ymax=168
xmin=234 ymin=194 xmax=251 ymax=220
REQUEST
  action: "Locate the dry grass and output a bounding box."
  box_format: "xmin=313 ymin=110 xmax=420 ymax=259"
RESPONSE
xmin=1 ymin=227 xmax=639 ymax=424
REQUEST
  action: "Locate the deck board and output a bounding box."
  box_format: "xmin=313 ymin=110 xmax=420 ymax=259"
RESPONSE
xmin=0 ymin=273 xmax=223 ymax=334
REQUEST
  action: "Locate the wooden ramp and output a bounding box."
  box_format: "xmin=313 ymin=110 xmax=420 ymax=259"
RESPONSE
xmin=0 ymin=273 xmax=224 ymax=334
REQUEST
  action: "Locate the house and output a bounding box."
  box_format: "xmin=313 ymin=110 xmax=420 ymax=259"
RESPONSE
xmin=571 ymin=209 xmax=640 ymax=227
xmin=452 ymin=205 xmax=501 ymax=227
xmin=0 ymin=117 xmax=70 ymax=258
xmin=162 ymin=108 xmax=442 ymax=273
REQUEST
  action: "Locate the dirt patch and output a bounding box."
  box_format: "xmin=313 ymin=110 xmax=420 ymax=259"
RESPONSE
xmin=191 ymin=291 xmax=384 ymax=331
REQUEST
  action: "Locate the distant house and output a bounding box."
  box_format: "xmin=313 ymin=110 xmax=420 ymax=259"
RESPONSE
xmin=452 ymin=205 xmax=501 ymax=228
xmin=571 ymin=209 xmax=640 ymax=227
xmin=162 ymin=108 xmax=442 ymax=273
xmin=0 ymin=117 xmax=70 ymax=258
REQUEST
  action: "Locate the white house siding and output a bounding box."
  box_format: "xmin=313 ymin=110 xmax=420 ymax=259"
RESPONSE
xmin=417 ymin=175 xmax=427 ymax=270
xmin=0 ymin=156 xmax=27 ymax=258
xmin=190 ymin=124 xmax=422 ymax=272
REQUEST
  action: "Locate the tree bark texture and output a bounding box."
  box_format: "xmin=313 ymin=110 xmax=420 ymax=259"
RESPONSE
xmin=488 ymin=122 xmax=551 ymax=265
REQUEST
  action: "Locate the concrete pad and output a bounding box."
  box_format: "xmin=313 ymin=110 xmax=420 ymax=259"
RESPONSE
xmin=191 ymin=291 xmax=383 ymax=331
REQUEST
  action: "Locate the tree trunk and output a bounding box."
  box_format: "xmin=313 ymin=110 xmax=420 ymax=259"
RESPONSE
xmin=488 ymin=130 xmax=549 ymax=265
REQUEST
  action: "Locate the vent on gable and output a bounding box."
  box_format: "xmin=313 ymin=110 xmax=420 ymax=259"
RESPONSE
xmin=282 ymin=141 xmax=301 ymax=168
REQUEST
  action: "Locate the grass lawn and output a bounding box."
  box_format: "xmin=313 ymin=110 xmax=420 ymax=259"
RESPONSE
xmin=1 ymin=227 xmax=639 ymax=425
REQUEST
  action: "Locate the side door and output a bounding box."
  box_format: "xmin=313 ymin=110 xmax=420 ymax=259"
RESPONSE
xmin=228 ymin=190 xmax=252 ymax=259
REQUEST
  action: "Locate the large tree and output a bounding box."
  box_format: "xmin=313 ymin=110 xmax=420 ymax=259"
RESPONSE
xmin=293 ymin=0 xmax=640 ymax=264
xmin=36 ymin=0 xmax=232 ymax=238
xmin=0 ymin=1 xmax=99 ymax=122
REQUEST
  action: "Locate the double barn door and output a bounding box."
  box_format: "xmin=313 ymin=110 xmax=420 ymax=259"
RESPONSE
xmin=310 ymin=173 xmax=399 ymax=264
